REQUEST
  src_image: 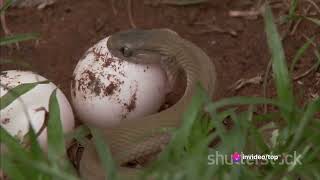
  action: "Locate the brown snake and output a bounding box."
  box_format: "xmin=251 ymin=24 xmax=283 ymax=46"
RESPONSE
xmin=80 ymin=29 xmax=217 ymax=179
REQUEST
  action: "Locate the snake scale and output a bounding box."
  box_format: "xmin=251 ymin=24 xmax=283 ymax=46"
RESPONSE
xmin=80 ymin=29 xmax=217 ymax=180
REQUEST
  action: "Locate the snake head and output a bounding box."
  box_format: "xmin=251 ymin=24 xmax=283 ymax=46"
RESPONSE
xmin=107 ymin=29 xmax=179 ymax=64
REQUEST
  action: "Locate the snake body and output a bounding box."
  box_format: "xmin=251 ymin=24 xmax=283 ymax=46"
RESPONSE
xmin=80 ymin=29 xmax=217 ymax=179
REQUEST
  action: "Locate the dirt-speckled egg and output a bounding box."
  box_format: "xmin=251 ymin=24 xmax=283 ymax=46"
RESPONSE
xmin=71 ymin=36 xmax=168 ymax=127
xmin=0 ymin=70 xmax=75 ymax=150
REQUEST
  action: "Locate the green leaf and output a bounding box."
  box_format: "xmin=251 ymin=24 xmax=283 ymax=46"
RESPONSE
xmin=47 ymin=89 xmax=65 ymax=159
xmin=0 ymin=80 xmax=50 ymax=110
xmin=90 ymin=127 xmax=118 ymax=180
xmin=263 ymin=4 xmax=295 ymax=120
xmin=0 ymin=0 xmax=13 ymax=15
xmin=0 ymin=33 xmax=39 ymax=46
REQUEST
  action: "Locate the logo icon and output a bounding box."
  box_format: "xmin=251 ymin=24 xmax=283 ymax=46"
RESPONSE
xmin=232 ymin=152 xmax=241 ymax=163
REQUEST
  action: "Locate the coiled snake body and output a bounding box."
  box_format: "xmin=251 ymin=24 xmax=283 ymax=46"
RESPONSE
xmin=80 ymin=29 xmax=217 ymax=179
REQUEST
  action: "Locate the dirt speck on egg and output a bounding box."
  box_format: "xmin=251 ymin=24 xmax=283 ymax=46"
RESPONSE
xmin=102 ymin=58 xmax=114 ymax=67
xmin=0 ymin=71 xmax=8 ymax=77
xmin=1 ymin=118 xmax=10 ymax=125
xmin=103 ymin=82 xmax=117 ymax=96
xmin=92 ymin=47 xmax=105 ymax=61
xmin=125 ymin=90 xmax=137 ymax=113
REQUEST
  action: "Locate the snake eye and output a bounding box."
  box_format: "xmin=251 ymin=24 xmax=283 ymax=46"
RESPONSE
xmin=120 ymin=46 xmax=132 ymax=57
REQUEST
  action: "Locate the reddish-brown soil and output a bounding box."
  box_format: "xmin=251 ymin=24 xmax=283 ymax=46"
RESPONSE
xmin=1 ymin=0 xmax=319 ymax=103
xmin=0 ymin=0 xmax=319 ymax=168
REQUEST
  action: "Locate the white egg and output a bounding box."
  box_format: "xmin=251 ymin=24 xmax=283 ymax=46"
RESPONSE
xmin=71 ymin=36 xmax=168 ymax=127
xmin=0 ymin=70 xmax=75 ymax=150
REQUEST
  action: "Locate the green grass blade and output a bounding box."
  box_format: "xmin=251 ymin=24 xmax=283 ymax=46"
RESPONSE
xmin=249 ymin=126 xmax=271 ymax=152
xmin=0 ymin=33 xmax=39 ymax=46
xmin=0 ymin=0 xmax=13 ymax=15
xmin=0 ymin=126 xmax=28 ymax=158
xmin=0 ymin=81 xmax=50 ymax=110
xmin=253 ymin=111 xmax=281 ymax=121
xmin=144 ymin=85 xmax=209 ymax=179
xmin=289 ymin=98 xmax=320 ymax=151
xmin=90 ymin=127 xmax=117 ymax=180
xmin=168 ymin=84 xmax=208 ymax=154
xmin=290 ymin=37 xmax=314 ymax=72
xmin=305 ymin=17 xmax=320 ymax=26
xmin=4 ymin=154 xmax=45 ymax=180
xmin=25 ymin=123 xmax=46 ymax=161
xmin=174 ymin=84 xmax=208 ymax=145
xmin=0 ymin=127 xmax=42 ymax=179
xmin=46 ymin=89 xmax=77 ymax=176
xmin=206 ymin=96 xmax=281 ymax=112
xmin=314 ymin=49 xmax=320 ymax=63
xmin=5 ymin=155 xmax=78 ymax=180
xmin=288 ymin=145 xmax=312 ymax=172
xmin=303 ymin=141 xmax=320 ymax=163
xmin=65 ymin=125 xmax=90 ymax=145
xmin=211 ymin=109 xmax=236 ymax=144
xmin=226 ymin=111 xmax=250 ymax=152
xmin=0 ymin=156 xmax=26 ymax=180
xmin=288 ymin=0 xmax=298 ymax=19
xmin=263 ymin=4 xmax=295 ymax=119
xmin=47 ymin=89 xmax=66 ymax=159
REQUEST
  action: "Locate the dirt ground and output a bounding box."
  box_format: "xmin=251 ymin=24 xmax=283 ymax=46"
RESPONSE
xmin=0 ymin=0 xmax=320 ymax=175
xmin=1 ymin=0 xmax=319 ymax=125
